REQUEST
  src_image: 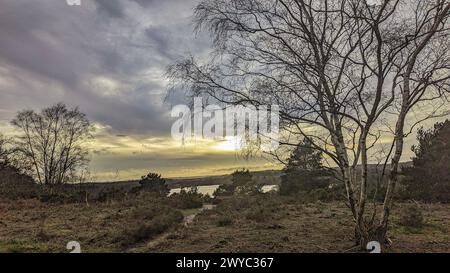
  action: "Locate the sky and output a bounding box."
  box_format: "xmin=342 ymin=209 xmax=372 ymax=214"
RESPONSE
xmin=0 ymin=0 xmax=446 ymax=182
xmin=0 ymin=0 xmax=278 ymax=181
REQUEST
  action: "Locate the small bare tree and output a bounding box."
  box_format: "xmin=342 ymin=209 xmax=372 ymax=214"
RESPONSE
xmin=169 ymin=0 xmax=450 ymax=248
xmin=0 ymin=134 xmax=13 ymax=166
xmin=11 ymin=103 xmax=93 ymax=187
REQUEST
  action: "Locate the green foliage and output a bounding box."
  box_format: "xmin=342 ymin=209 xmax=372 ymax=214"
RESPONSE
xmin=213 ymin=183 xmax=235 ymax=197
xmin=232 ymin=169 xmax=253 ymax=187
xmin=232 ymin=169 xmax=262 ymax=195
xmin=280 ymin=139 xmax=332 ymax=197
xmin=401 ymin=120 xmax=450 ymax=202
xmin=170 ymin=187 xmax=209 ymax=209
xmin=214 ymin=169 xmax=262 ymax=196
xmin=139 ymin=172 xmax=169 ymax=195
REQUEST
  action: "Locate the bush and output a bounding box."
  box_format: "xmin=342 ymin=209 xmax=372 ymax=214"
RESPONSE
xmin=308 ymin=185 xmax=343 ymax=202
xmin=401 ymin=120 xmax=450 ymax=202
xmin=213 ymin=184 xmax=235 ymax=197
xmin=213 ymin=169 xmax=262 ymax=196
xmin=216 ymin=195 xmax=280 ymax=223
xmin=216 ymin=216 xmax=233 ymax=227
xmin=169 ymin=187 xmax=208 ymax=209
xmin=232 ymin=169 xmax=263 ymax=195
xmin=96 ymin=188 xmax=127 ymax=203
xmin=279 ymin=183 xmax=344 ymax=203
xmin=398 ymin=204 xmax=424 ymax=228
xmin=123 ymin=214 xmax=182 ymax=244
xmin=0 ymin=164 xmax=38 ymax=200
xmin=38 ymin=193 xmax=68 ymax=204
xmin=117 ymin=206 xmax=184 ymax=246
xmin=139 ymin=172 xmax=169 ymax=195
xmin=245 ymin=207 xmax=273 ymax=223
xmin=219 ymin=195 xmax=254 ymax=212
xmin=38 ymin=188 xmax=94 ymax=204
xmin=280 ymin=139 xmax=333 ymax=197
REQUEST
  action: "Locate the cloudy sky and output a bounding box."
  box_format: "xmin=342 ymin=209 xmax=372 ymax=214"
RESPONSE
xmin=0 ymin=0 xmax=278 ymax=181
xmin=1 ymin=0 xmax=445 ymax=182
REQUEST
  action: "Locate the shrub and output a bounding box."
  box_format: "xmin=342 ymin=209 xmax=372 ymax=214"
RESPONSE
xmin=398 ymin=204 xmax=424 ymax=228
xmin=280 ymin=139 xmax=332 ymax=197
xmin=245 ymin=207 xmax=272 ymax=223
xmin=38 ymin=189 xmax=92 ymax=204
xmin=216 ymin=216 xmax=233 ymax=227
xmin=118 ymin=208 xmax=184 ymax=246
xmin=96 ymin=188 xmax=127 ymax=203
xmin=169 ymin=187 xmax=208 ymax=209
xmin=38 ymin=193 xmax=67 ymax=204
xmin=308 ymin=185 xmax=343 ymax=202
xmin=233 ymin=169 xmax=263 ymax=195
xmin=235 ymin=183 xmax=263 ymax=195
xmin=0 ymin=164 xmax=38 ymax=200
xmin=219 ymin=195 xmax=254 ymax=212
xmin=213 ymin=170 xmax=263 ymax=196
xmin=401 ymin=120 xmax=450 ymax=202
xmin=232 ymin=169 xmax=253 ymax=187
xmin=213 ymin=184 xmax=235 ymax=197
xmin=139 ymin=172 xmax=169 ymax=195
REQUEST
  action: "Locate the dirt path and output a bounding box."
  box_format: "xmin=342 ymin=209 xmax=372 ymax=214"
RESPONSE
xmin=184 ymin=204 xmax=216 ymax=226
xmin=127 ymin=204 xmax=216 ymax=252
xmin=144 ymin=201 xmax=450 ymax=253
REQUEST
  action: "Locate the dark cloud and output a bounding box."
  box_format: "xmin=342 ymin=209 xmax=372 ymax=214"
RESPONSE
xmin=132 ymin=0 xmax=156 ymax=8
xmin=0 ymin=2 xmax=80 ymax=86
xmin=145 ymin=26 xmax=172 ymax=59
xmin=0 ymin=0 xmax=210 ymax=136
xmin=94 ymin=0 xmax=125 ymax=18
xmin=0 ymin=0 xmax=263 ymax=180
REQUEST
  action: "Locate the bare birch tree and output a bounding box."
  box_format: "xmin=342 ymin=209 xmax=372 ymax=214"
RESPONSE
xmin=11 ymin=103 xmax=93 ymax=187
xmin=169 ymin=0 xmax=450 ymax=248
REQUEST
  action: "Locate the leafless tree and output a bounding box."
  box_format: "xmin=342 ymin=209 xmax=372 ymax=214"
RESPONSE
xmin=11 ymin=103 xmax=94 ymax=187
xmin=0 ymin=134 xmax=13 ymax=165
xmin=168 ymin=0 xmax=450 ymax=248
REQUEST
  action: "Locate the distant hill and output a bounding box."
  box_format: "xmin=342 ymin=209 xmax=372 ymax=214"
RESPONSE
xmin=166 ymin=169 xmax=282 ymax=188
xmin=81 ymin=162 xmax=413 ymax=191
xmin=83 ymin=169 xmax=283 ymax=192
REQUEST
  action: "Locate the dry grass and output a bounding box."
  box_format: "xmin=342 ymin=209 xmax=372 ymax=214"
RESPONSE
xmin=145 ymin=197 xmax=450 ymax=253
xmin=1 ymin=194 xmax=449 ymax=253
xmin=0 ymin=193 xmax=184 ymax=253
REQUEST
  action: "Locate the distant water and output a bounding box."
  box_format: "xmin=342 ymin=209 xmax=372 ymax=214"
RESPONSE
xmin=169 ymin=184 xmax=279 ymax=197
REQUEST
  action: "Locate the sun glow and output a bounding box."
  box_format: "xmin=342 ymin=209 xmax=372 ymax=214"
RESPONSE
xmin=214 ymin=136 xmax=244 ymax=152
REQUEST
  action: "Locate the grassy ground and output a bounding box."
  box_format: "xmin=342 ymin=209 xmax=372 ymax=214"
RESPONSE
xmin=0 ymin=193 xmax=186 ymax=253
xmin=145 ymin=196 xmax=450 ymax=253
xmin=1 ymin=194 xmax=449 ymax=253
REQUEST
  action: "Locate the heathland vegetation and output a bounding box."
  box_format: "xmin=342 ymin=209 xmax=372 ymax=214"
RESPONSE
xmin=168 ymin=0 xmax=450 ymax=248
xmin=0 ymin=103 xmax=449 ymax=252
xmin=2 ymin=0 xmax=450 ymax=253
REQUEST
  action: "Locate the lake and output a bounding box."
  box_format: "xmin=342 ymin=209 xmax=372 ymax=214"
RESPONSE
xmin=169 ymin=184 xmax=279 ymax=197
